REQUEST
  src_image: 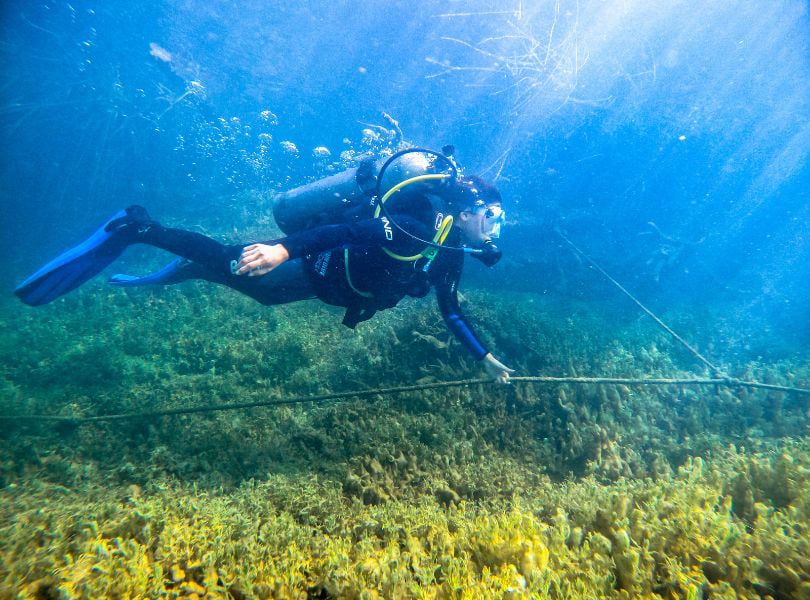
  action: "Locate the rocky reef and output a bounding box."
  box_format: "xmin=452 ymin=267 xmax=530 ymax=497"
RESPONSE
xmin=0 ymin=283 xmax=807 ymax=598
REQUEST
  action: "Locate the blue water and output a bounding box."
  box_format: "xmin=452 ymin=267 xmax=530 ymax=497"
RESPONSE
xmin=2 ymin=5 xmax=810 ymax=595
xmin=2 ymin=0 xmax=808 ymax=356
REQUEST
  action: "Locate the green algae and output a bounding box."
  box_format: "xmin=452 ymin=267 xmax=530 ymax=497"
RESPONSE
xmin=2 ymin=447 xmax=809 ymax=598
xmin=0 ymin=283 xmax=808 ymax=598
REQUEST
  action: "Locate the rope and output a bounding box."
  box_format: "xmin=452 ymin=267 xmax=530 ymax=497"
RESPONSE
xmin=556 ymin=229 xmax=725 ymax=376
xmin=2 ymin=375 xmax=807 ymax=425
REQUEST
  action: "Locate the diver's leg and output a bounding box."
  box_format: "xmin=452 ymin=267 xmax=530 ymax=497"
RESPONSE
xmin=137 ymin=224 xmax=241 ymax=276
xmin=194 ymin=258 xmax=317 ymax=305
xmin=114 ymin=207 xmax=322 ymax=306
xmin=112 ymin=257 xmax=317 ymax=305
xmin=106 ymin=208 xmax=317 ymax=304
xmin=14 ymin=204 xmax=292 ymax=306
xmin=134 ymin=224 xmax=318 ymax=305
xmin=97 ymin=205 xmax=241 ymax=276
xmin=112 ymin=224 xmax=317 ymax=305
xmin=109 ymin=257 xmax=194 ymax=287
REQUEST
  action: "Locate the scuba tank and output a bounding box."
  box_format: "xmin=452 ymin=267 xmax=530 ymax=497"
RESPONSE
xmin=272 ymin=151 xmax=436 ymax=235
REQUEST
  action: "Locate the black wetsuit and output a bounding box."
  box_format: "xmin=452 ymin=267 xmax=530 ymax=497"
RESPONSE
xmin=137 ymin=199 xmax=489 ymax=360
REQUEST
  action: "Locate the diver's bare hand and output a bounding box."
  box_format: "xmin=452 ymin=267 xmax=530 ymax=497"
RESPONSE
xmin=481 ymin=353 xmax=515 ymax=384
xmin=236 ymin=243 xmax=290 ymax=276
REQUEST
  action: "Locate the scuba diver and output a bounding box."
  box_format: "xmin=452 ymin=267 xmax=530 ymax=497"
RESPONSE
xmin=14 ymin=148 xmax=514 ymax=383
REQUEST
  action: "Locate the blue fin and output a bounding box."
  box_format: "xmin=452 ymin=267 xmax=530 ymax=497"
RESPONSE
xmin=108 ymin=258 xmax=187 ymax=287
xmin=15 ymin=208 xmax=135 ymax=306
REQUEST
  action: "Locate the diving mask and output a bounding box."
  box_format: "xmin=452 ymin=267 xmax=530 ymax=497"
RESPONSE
xmin=479 ymin=205 xmax=505 ymax=239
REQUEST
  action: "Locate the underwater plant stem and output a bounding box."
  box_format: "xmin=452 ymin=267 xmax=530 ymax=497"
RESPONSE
xmin=3 ymin=376 xmax=807 ymax=426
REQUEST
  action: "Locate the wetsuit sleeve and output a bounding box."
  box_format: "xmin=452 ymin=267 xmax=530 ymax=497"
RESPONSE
xmin=275 ymin=216 xmax=429 ymax=260
xmin=432 ymin=255 xmax=489 ymax=361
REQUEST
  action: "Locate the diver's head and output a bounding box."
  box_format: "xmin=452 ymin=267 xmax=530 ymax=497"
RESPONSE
xmin=448 ymin=175 xmax=505 ymax=267
xmin=452 ymin=176 xmax=505 ymax=244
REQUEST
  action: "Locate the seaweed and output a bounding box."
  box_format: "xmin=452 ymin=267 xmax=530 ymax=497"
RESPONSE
xmin=0 ymin=284 xmax=807 ymax=598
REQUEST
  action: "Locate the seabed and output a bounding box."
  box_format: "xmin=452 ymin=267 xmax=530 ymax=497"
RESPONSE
xmin=1 ymin=284 xmax=807 ymax=599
